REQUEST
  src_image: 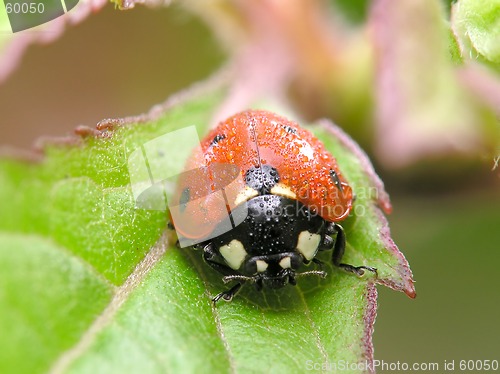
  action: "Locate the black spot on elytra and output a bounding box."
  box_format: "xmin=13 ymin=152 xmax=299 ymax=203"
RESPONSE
xmin=329 ymin=170 xmax=344 ymax=194
xmin=179 ymin=187 xmax=190 ymax=212
xmin=210 ymin=134 xmax=226 ymax=146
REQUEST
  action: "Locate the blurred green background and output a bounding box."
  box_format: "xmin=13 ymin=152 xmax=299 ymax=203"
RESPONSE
xmin=376 ymin=191 xmax=500 ymax=367
xmin=0 ymin=1 xmax=499 ymax=371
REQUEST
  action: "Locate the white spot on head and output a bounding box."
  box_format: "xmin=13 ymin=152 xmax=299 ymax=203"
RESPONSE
xmin=296 ymin=231 xmax=321 ymax=261
xmin=234 ymin=186 xmax=259 ymax=206
xmin=270 ymin=183 xmax=297 ymax=200
xmin=219 ymin=240 xmax=247 ymax=270
xmin=256 ymin=260 xmax=268 ymax=272
xmin=279 ymin=256 xmax=292 ymax=269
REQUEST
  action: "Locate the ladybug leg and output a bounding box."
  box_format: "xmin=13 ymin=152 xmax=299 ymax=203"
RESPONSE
xmin=312 ymin=257 xmax=325 ymax=271
xmin=331 ymin=223 xmax=378 ymax=277
xmin=202 ymin=243 xmax=247 ymax=303
xmin=281 ymin=268 xmax=297 ymax=286
xmin=320 ymin=234 xmax=334 ymax=251
xmin=255 ymin=277 xmax=263 ymax=291
xmin=212 ymin=283 xmax=243 ymax=304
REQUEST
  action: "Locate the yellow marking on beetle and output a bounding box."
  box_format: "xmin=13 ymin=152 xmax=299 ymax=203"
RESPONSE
xmin=279 ymin=256 xmax=292 ymax=269
xmin=256 ymin=260 xmax=269 ymax=272
xmin=296 ymin=231 xmax=321 ymax=261
xmin=219 ymin=240 xmax=248 ymax=270
xmin=270 ymin=183 xmax=297 ymax=200
xmin=234 ymin=186 xmax=259 ymax=206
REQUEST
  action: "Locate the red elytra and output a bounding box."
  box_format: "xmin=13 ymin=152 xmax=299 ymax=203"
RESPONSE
xmin=170 ymin=110 xmax=353 ymax=242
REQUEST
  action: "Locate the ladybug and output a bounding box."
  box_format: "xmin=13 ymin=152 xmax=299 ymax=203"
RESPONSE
xmin=169 ymin=110 xmax=376 ymax=303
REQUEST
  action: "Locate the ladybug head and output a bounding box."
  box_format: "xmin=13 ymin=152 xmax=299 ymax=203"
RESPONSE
xmin=210 ymin=193 xmax=329 ymax=289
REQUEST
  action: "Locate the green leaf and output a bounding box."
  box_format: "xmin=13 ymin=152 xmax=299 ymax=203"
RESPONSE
xmin=0 ymin=79 xmax=413 ymax=374
xmin=330 ymin=0 xmax=369 ymax=24
xmin=453 ymin=0 xmax=500 ymax=64
xmin=0 ymin=234 xmax=111 ymax=374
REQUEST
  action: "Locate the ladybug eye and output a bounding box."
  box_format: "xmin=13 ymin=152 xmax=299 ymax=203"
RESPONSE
xmin=211 ymin=134 xmax=226 ymax=146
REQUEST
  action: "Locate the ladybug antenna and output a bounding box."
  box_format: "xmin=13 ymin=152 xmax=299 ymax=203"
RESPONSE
xmin=222 ymin=275 xmax=255 ymax=284
xmin=296 ymin=270 xmax=327 ymax=279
